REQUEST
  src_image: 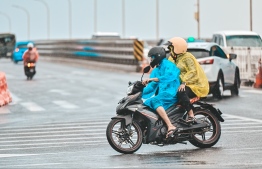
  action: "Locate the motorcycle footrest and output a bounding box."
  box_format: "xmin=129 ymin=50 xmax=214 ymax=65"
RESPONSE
xmin=177 ymin=118 xmax=192 ymax=127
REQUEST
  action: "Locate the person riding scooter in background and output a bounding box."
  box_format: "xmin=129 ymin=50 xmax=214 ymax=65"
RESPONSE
xmin=22 ymin=43 xmax=39 ymax=80
xmin=142 ymin=46 xmax=181 ymax=138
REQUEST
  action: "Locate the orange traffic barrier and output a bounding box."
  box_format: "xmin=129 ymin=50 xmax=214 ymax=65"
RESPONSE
xmin=254 ymin=58 xmax=262 ymax=88
xmin=0 ymin=72 xmax=12 ymax=107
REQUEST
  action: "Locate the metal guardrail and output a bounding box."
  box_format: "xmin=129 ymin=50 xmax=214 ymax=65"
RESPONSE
xmin=34 ymin=38 xmax=146 ymax=72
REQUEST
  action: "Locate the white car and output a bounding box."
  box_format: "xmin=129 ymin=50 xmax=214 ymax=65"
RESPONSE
xmin=187 ymin=42 xmax=240 ymax=99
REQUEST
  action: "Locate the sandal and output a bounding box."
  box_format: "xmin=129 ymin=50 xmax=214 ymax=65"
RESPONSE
xmin=186 ymin=117 xmax=197 ymax=123
xmin=166 ymin=128 xmax=178 ymax=138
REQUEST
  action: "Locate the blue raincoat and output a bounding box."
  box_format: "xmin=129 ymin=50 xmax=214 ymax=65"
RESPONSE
xmin=142 ymin=58 xmax=181 ymax=110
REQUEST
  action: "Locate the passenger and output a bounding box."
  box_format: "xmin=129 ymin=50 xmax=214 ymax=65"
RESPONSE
xmin=164 ymin=37 xmax=209 ymax=123
xmin=142 ymin=46 xmax=180 ymax=138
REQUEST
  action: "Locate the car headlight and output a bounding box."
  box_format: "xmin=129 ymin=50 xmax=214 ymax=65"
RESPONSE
xmin=126 ymin=84 xmax=134 ymax=95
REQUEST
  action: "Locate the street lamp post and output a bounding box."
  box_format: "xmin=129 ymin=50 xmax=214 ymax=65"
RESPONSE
xmin=94 ymin=0 xmax=97 ymax=33
xmin=35 ymin=0 xmax=50 ymax=39
xmin=156 ymin=0 xmax=159 ymax=41
xmin=194 ymin=0 xmax=200 ymax=39
xmin=68 ymin=0 xmax=72 ymax=39
xmin=12 ymin=5 xmax=30 ymax=39
xmin=122 ymin=0 xmax=125 ymax=38
xmin=250 ymin=0 xmax=253 ymax=31
xmin=0 ymin=12 xmax=11 ymax=32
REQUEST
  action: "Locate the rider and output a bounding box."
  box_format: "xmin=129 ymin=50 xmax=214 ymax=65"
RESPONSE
xmin=164 ymin=37 xmax=209 ymax=122
xmin=142 ymin=46 xmax=180 ymax=138
xmin=22 ymin=42 xmax=39 ymax=79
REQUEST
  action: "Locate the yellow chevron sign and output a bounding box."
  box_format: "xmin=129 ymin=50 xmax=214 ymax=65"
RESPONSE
xmin=133 ymin=40 xmax=144 ymax=61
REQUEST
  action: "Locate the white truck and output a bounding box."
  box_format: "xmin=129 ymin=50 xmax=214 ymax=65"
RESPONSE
xmin=211 ymin=30 xmax=262 ymax=85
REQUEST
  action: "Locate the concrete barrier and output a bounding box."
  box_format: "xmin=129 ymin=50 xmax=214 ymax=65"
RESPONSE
xmin=0 ymin=72 xmax=12 ymax=107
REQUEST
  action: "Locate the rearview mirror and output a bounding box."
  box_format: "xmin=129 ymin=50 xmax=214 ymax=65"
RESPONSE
xmin=229 ymin=53 xmax=237 ymax=61
xmin=143 ymin=66 xmax=151 ymax=73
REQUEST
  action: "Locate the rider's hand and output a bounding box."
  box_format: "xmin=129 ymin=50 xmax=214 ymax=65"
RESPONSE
xmin=178 ymin=83 xmax=186 ymax=92
xmin=142 ymin=79 xmax=150 ymax=86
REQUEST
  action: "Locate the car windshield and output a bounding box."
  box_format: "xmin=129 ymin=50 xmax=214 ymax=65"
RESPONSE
xmin=17 ymin=44 xmax=28 ymax=48
xmin=187 ymin=49 xmax=209 ymax=58
xmin=226 ymin=35 xmax=262 ymax=47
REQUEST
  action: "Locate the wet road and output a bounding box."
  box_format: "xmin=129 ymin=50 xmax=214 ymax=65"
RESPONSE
xmin=0 ymin=58 xmax=262 ymax=168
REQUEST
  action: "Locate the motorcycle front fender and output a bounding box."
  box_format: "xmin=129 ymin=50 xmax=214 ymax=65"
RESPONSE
xmin=111 ymin=114 xmax=132 ymax=126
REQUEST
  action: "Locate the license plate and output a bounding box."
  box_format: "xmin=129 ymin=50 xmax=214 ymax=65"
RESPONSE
xmin=30 ymin=69 xmax=34 ymax=72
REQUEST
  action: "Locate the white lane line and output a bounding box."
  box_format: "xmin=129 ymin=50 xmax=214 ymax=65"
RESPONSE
xmin=0 ymin=140 xmax=103 ymax=147
xmin=0 ymin=142 xmax=108 ymax=151
xmin=70 ymin=71 xmax=87 ymax=75
xmin=3 ymin=163 xmax=63 ymax=167
xmin=0 ymin=107 xmax=11 ymax=114
xmin=20 ymin=102 xmax=45 ymax=111
xmin=242 ymin=90 xmax=262 ymax=94
xmin=85 ymin=98 xmax=101 ymax=104
xmin=222 ymin=123 xmax=260 ymax=126
xmin=0 ymin=132 xmax=105 ymax=140
xmin=223 ymin=130 xmax=262 ymax=133
xmin=0 ymin=129 xmax=104 ymax=136
xmin=0 ymin=121 xmax=108 ymax=129
xmin=49 ymin=89 xmax=70 ymax=96
xmin=53 ymin=100 xmax=78 ymax=109
xmin=0 ymin=125 xmax=105 ymax=132
xmin=0 ymin=136 xmax=105 ymax=144
xmin=9 ymin=92 xmax=21 ymax=105
xmin=223 ymin=114 xmax=262 ymax=123
xmin=223 ymin=126 xmax=262 ymax=129
xmin=0 ymin=154 xmax=37 ymax=158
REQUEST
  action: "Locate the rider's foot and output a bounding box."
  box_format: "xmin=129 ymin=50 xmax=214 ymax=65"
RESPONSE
xmin=166 ymin=126 xmax=178 ymax=138
xmin=186 ymin=116 xmax=197 ymax=123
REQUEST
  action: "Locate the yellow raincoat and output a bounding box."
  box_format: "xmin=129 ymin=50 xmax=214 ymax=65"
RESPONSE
xmin=168 ymin=52 xmax=209 ymax=97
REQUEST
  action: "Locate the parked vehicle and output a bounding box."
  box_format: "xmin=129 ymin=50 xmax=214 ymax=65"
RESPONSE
xmin=12 ymin=41 xmax=34 ymax=64
xmin=106 ymin=66 xmax=224 ymax=154
xmin=0 ymin=33 xmax=16 ymax=58
xmin=187 ymin=42 xmax=240 ymax=99
xmin=211 ymin=31 xmax=262 ymax=85
xmin=211 ymin=30 xmax=262 ymax=48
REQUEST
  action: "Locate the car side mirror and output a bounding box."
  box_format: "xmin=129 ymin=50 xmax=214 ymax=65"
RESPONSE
xmin=229 ymin=53 xmax=237 ymax=61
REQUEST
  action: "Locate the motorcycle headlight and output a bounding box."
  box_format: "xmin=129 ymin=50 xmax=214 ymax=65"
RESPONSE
xmin=126 ymin=84 xmax=134 ymax=95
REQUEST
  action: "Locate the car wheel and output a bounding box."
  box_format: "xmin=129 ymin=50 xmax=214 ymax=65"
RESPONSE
xmin=212 ymin=73 xmax=224 ymax=100
xmin=230 ymin=71 xmax=240 ymax=96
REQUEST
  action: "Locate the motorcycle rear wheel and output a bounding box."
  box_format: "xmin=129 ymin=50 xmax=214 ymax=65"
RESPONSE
xmin=106 ymin=119 xmax=143 ymax=154
xmin=189 ymin=109 xmax=221 ymax=148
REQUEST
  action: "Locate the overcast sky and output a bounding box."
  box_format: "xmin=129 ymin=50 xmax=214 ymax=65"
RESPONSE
xmin=0 ymin=0 xmax=262 ymax=41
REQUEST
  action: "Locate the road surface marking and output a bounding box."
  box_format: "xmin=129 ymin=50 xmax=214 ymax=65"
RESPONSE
xmin=0 ymin=107 xmax=10 ymax=114
xmin=0 ymin=154 xmax=37 ymax=158
xmin=9 ymin=92 xmax=21 ymax=105
xmin=52 ymin=100 xmax=78 ymax=109
xmin=242 ymin=90 xmax=262 ymax=94
xmin=223 ymin=114 xmax=262 ymax=123
xmin=20 ymin=102 xmax=45 ymax=111
xmin=49 ymin=89 xmax=71 ymax=96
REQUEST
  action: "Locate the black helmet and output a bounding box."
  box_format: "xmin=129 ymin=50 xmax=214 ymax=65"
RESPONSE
xmin=148 ymin=46 xmax=166 ymax=68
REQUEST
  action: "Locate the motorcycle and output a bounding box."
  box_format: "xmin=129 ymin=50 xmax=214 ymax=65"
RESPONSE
xmin=25 ymin=62 xmax=36 ymax=80
xmin=106 ymin=66 xmax=224 ymax=154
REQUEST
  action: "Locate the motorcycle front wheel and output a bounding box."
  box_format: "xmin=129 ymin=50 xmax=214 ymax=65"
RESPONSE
xmin=106 ymin=119 xmax=143 ymax=154
xmin=189 ymin=108 xmax=221 ymax=148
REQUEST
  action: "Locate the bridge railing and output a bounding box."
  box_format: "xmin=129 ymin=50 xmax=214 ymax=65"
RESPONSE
xmin=34 ymin=38 xmax=148 ymax=72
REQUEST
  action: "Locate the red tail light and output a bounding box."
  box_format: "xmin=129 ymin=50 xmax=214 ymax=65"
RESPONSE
xmin=199 ymin=59 xmax=214 ymax=65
